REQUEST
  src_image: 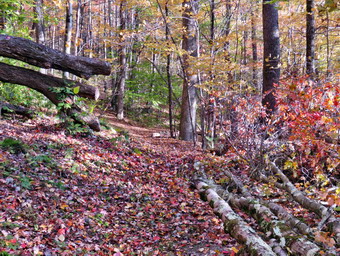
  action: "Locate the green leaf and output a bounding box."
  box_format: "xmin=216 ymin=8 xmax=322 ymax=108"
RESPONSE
xmin=73 ymin=86 xmax=80 ymax=94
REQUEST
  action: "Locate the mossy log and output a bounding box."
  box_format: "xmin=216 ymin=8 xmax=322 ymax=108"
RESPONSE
xmin=0 ymin=101 xmax=33 ymax=118
xmin=0 ymin=62 xmax=100 ymax=131
xmin=196 ymin=181 xmax=277 ymax=256
xmin=270 ymin=161 xmax=340 ymax=244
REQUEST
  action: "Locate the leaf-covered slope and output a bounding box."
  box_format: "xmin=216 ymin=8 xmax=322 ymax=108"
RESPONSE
xmin=0 ymin=117 xmax=235 ymax=255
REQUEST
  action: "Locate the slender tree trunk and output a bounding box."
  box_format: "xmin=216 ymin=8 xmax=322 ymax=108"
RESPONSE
xmin=165 ymin=1 xmax=174 ymax=138
xmin=326 ymin=11 xmax=330 ymax=77
xmin=209 ymin=0 xmax=216 ymax=147
xmin=64 ymin=0 xmax=73 ymax=79
xmin=74 ymin=0 xmax=82 ymax=56
xmin=116 ymin=0 xmax=127 ymax=120
xmin=33 ymin=0 xmax=45 ymax=45
xmin=262 ymin=0 xmax=280 ymax=114
xmin=251 ymin=1 xmax=258 ymax=88
xmin=179 ymin=0 xmax=199 ymax=141
xmin=33 ymin=0 xmax=46 ymax=74
xmin=306 ymin=0 xmax=315 ymax=75
xmin=0 ymin=9 xmax=5 ymax=30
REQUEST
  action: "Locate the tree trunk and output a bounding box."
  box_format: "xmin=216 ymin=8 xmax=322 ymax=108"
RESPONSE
xmin=179 ymin=0 xmax=199 ymax=141
xmin=0 ymin=35 xmax=111 ymax=79
xmin=0 ymin=62 xmax=100 ymax=131
xmin=210 ymin=181 xmax=321 ymax=255
xmin=165 ymin=1 xmax=174 ymax=138
xmin=196 ymin=181 xmax=277 ymax=255
xmin=33 ymin=0 xmax=45 ymax=45
xmin=0 ymin=63 xmax=99 ymax=100
xmin=115 ymin=0 xmax=127 ymax=120
xmin=64 ymin=0 xmax=73 ymax=79
xmin=262 ymin=0 xmax=280 ymax=114
xmin=306 ymin=0 xmax=315 ymax=75
xmin=269 ymin=161 xmax=340 ymax=244
xmin=0 ymin=101 xmax=33 ymax=118
xmin=251 ymin=1 xmax=259 ymax=89
xmin=74 ymin=0 xmax=82 ymax=56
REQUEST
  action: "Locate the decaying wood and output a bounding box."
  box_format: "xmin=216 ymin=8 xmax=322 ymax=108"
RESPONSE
xmin=0 ymin=62 xmax=100 ymax=131
xmin=0 ymin=101 xmax=33 ymax=118
xmin=196 ymin=181 xmax=277 ymax=256
xmin=207 ymin=180 xmax=322 ymax=255
xmin=0 ymin=62 xmax=99 ymax=100
xmin=0 ymin=34 xmax=111 ymax=79
xmin=270 ymin=161 xmax=340 ymax=243
xmin=223 ymin=169 xmax=314 ymax=236
xmin=270 ymin=162 xmax=330 ymax=218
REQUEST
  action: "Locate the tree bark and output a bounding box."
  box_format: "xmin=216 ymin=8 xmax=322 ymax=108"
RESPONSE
xmin=74 ymin=0 xmax=82 ymax=56
xmin=0 ymin=101 xmax=33 ymax=118
xmin=251 ymin=1 xmax=258 ymax=88
xmin=0 ymin=62 xmax=99 ymax=100
xmin=210 ymin=182 xmax=321 ymax=255
xmin=269 ymin=161 xmax=340 ymax=244
xmin=0 ymin=34 xmax=111 ymax=79
xmin=196 ymin=181 xmax=277 ymax=256
xmin=0 ymin=62 xmax=100 ymax=131
xmin=180 ymin=0 xmax=199 ymax=141
xmin=165 ymin=1 xmax=174 ymax=138
xmin=262 ymin=0 xmax=280 ymax=114
xmin=64 ymin=0 xmax=73 ymax=79
xmin=113 ymin=0 xmax=127 ymax=120
xmin=33 ymin=0 xmax=45 ymax=45
xmin=306 ymin=0 xmax=316 ymax=75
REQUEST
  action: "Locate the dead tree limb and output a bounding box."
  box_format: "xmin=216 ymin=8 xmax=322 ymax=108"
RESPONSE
xmin=0 ymin=34 xmax=111 ymax=79
xmin=0 ymin=101 xmax=33 ymax=118
xmin=201 ymin=177 xmax=323 ymax=255
xmin=196 ymin=180 xmax=277 ymax=256
xmin=269 ymin=161 xmax=340 ymax=244
xmin=0 ymin=62 xmax=99 ymax=100
xmin=0 ymin=62 xmax=100 ymax=131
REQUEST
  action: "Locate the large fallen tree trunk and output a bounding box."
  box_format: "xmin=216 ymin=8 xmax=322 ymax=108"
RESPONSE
xmin=197 ymin=178 xmax=325 ymax=255
xmin=0 ymin=34 xmax=111 ymax=79
xmin=0 ymin=62 xmax=99 ymax=100
xmin=224 ymin=167 xmax=339 ymax=253
xmin=196 ymin=181 xmax=277 ymax=256
xmin=269 ymin=161 xmax=340 ymax=244
xmin=212 ymin=183 xmax=324 ymax=255
xmin=0 ymin=101 xmax=33 ymax=118
xmin=0 ymin=62 xmax=100 ymax=131
xmin=222 ymin=169 xmax=313 ymax=236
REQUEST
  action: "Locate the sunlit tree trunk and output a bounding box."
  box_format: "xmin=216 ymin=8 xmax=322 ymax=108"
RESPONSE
xmin=165 ymin=1 xmax=174 ymax=138
xmin=64 ymin=0 xmax=73 ymax=79
xmin=74 ymin=0 xmax=83 ymax=56
xmin=306 ymin=0 xmax=315 ymax=75
xmin=262 ymin=0 xmax=280 ymax=114
xmin=33 ymin=0 xmax=45 ymax=45
xmin=33 ymin=0 xmax=46 ymax=74
xmin=180 ymin=0 xmax=199 ymax=141
xmin=0 ymin=10 xmax=5 ymax=30
xmin=115 ymin=0 xmax=127 ymax=120
xmin=251 ymin=1 xmax=258 ymax=89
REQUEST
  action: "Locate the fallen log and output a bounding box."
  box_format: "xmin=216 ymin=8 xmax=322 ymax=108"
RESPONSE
xmin=196 ymin=180 xmax=277 ymax=256
xmin=0 ymin=62 xmax=100 ymax=131
xmin=0 ymin=101 xmax=33 ymax=118
xmin=0 ymin=62 xmax=99 ymax=100
xmin=269 ymin=161 xmax=340 ymax=244
xmin=221 ymin=169 xmax=314 ymax=236
xmin=0 ymin=34 xmax=111 ymax=79
xmin=202 ymin=178 xmax=323 ymax=255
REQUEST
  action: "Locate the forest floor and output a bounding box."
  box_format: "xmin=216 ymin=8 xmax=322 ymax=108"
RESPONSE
xmin=0 ymin=112 xmax=239 ymax=256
